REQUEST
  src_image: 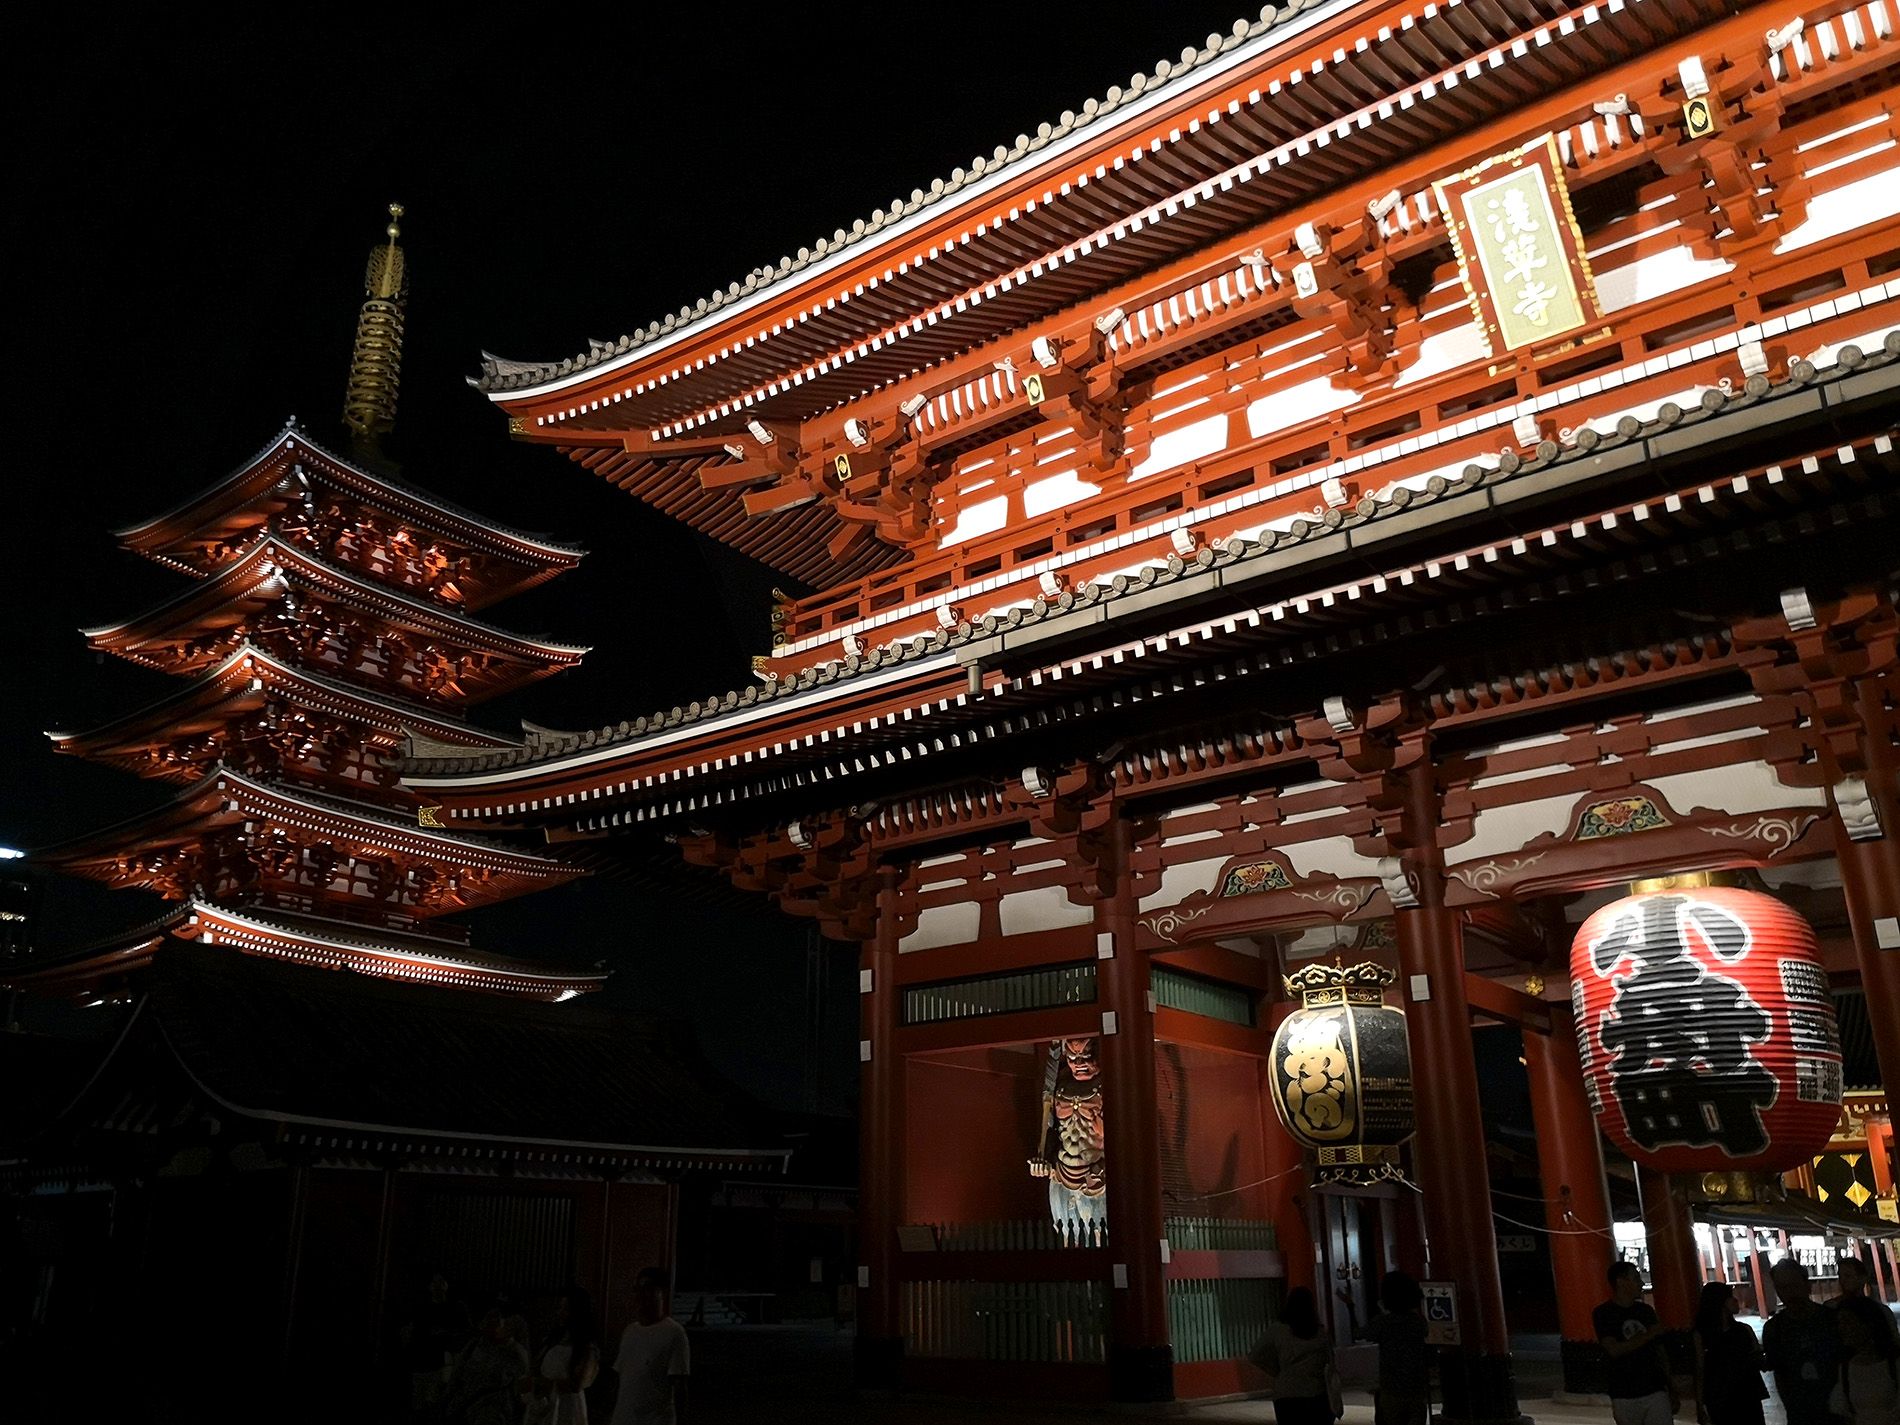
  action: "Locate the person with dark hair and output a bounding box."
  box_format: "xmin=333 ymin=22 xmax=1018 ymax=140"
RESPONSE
xmin=609 ymin=1268 xmax=690 ymax=1425
xmin=442 ymin=1306 xmax=530 ymax=1425
xmin=1364 ymin=1271 xmax=1430 ymax=1425
xmin=1831 ymin=1295 xmax=1900 ymax=1425
xmin=1251 ymin=1286 xmax=1341 ymax=1425
xmin=1692 ymin=1280 xmax=1767 ymax=1425
xmin=1765 ymin=1256 xmax=1845 ymax=1425
xmin=525 ymin=1286 xmax=601 ymax=1425
xmin=1835 ymin=1259 xmax=1900 ymax=1347
xmin=1595 ymin=1260 xmax=1676 ymax=1425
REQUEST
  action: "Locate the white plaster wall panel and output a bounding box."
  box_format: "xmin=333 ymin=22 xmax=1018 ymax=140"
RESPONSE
xmin=1647 ymin=763 xmax=1828 ymax=816
xmin=1776 ymin=161 xmax=1900 ymax=253
xmin=899 ymin=901 xmax=982 ymax=953
xmin=1646 ymin=727 xmax=1762 ymax=758
xmin=1448 ymin=794 xmax=1583 ymax=865
xmin=999 ymin=885 xmax=1097 ymax=936
xmin=1021 ymin=468 xmax=1099 ymax=518
xmin=1162 ymin=802 xmax=1224 ymax=820
xmin=1245 ymin=375 xmax=1360 ymax=440
xmin=1393 ymin=318 xmax=1491 ymax=389
xmin=1160 ymin=828 xmax=1226 ymax=847
xmin=1280 ymin=835 xmax=1385 ymax=880
xmin=1594 ymin=246 xmax=1735 ymax=315
xmin=1131 ymin=411 xmax=1229 ymax=480
xmin=940 ymin=493 xmax=1009 ymax=547
xmin=1644 ymin=694 xmax=1761 ymax=724
xmin=1137 ymin=854 xmax=1230 ymax=912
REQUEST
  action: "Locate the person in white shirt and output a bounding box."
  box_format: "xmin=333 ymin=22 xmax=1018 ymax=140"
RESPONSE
xmin=609 ymin=1267 xmax=690 ymax=1425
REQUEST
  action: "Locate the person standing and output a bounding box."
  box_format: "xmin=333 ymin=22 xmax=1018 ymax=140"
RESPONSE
xmin=1364 ymin=1271 xmax=1431 ymax=1425
xmin=1250 ymin=1286 xmax=1341 ymax=1425
xmin=1832 ymin=1295 xmax=1900 ymax=1425
xmin=1763 ymin=1257 xmax=1844 ymax=1425
xmin=1692 ymin=1281 xmax=1767 ymax=1425
xmin=1595 ymin=1260 xmax=1677 ymax=1425
xmin=609 ymin=1268 xmax=691 ymax=1425
xmin=526 ymin=1287 xmax=601 ymax=1425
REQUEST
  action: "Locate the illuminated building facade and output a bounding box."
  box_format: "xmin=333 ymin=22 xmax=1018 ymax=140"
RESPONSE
xmin=408 ymin=0 xmax=1900 ymax=1411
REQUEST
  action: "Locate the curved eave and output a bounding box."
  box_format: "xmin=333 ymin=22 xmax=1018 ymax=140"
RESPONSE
xmin=115 ymin=422 xmax=585 ymax=569
xmin=47 ymin=645 xmax=519 ymax=762
xmin=83 ymin=535 xmax=590 ymax=666
xmin=179 ymin=902 xmax=605 ymax=999
xmin=475 ymin=0 xmax=1377 ymax=405
xmin=32 ymin=765 xmax=583 ymax=885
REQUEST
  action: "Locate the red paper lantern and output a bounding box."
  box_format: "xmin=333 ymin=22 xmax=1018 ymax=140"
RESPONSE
xmin=1570 ymin=886 xmax=1842 ymax=1174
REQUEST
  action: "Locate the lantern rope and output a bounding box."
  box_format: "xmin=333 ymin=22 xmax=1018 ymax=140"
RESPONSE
xmin=1395 ymin=1176 xmax=1619 ymax=1240
xmin=1171 ymin=1161 xmax=1309 ymax=1202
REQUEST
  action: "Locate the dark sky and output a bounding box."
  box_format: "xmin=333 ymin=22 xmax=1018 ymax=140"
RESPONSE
xmin=5 ymin=2 xmax=1268 ymax=1108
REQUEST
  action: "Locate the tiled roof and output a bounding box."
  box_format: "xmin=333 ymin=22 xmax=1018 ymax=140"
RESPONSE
xmin=471 ymin=0 xmax=1346 ymax=394
xmin=408 ymin=329 xmax=1900 ymax=779
xmin=116 ymin=419 xmax=585 ymax=559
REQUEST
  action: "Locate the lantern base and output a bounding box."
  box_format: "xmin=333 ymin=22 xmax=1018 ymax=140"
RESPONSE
xmin=1434 ymin=1349 xmax=1529 ymax=1425
xmin=1314 ymin=1144 xmax=1405 ymax=1185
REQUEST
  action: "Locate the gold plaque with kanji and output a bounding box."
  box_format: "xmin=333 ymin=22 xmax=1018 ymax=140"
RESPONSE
xmin=1433 ymin=134 xmax=1602 ymax=356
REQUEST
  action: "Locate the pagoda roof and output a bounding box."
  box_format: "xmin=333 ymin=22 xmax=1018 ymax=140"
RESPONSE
xmin=82 ymin=533 xmax=588 ymax=697
xmin=0 ymin=899 xmax=605 ymax=1002
xmin=49 ymin=643 xmax=520 ymax=776
xmin=6 ymin=942 xmax=781 ymax=1168
xmin=116 ymin=421 xmax=584 ymax=602
xmin=33 ymin=764 xmax=582 ymax=906
xmin=402 ymin=333 xmax=1900 ymax=810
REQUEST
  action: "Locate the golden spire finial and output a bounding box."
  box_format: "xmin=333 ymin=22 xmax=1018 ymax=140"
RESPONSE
xmin=343 ymin=203 xmax=409 ymax=458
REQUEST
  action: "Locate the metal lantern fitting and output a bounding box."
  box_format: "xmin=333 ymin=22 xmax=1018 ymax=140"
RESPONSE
xmin=1270 ymin=961 xmax=1415 ymax=1184
xmin=1571 ymin=885 xmax=1842 ymax=1174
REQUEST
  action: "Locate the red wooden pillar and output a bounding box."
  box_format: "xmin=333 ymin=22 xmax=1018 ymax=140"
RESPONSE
xmin=1835 ymin=775 xmax=1900 ymax=1106
xmin=1393 ymin=763 xmax=1523 ymax=1425
xmin=1098 ymin=817 xmax=1172 ymax=1401
xmin=1637 ymin=1165 xmax=1701 ymax=1331
xmin=856 ymin=867 xmax=906 ymax=1386
xmin=1261 ymin=1001 xmax=1318 ymax=1295
xmin=1523 ymin=1005 xmax=1615 ymax=1391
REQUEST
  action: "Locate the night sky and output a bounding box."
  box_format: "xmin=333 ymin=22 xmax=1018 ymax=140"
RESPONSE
xmin=6 ymin=2 xmax=1314 ymax=1111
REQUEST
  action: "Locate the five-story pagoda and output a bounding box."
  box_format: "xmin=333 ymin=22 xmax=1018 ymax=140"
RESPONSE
xmin=15 ymin=209 xmax=599 ymax=1001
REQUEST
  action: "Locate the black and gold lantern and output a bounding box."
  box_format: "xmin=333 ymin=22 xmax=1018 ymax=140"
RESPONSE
xmin=1270 ymin=962 xmax=1414 ymax=1184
